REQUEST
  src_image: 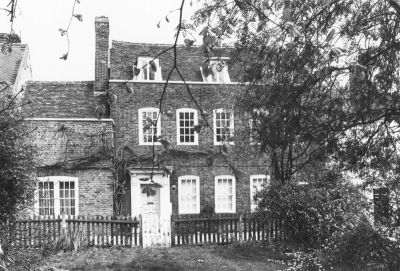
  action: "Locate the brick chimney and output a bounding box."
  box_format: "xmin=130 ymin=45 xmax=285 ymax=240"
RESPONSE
xmin=94 ymin=16 xmax=109 ymax=92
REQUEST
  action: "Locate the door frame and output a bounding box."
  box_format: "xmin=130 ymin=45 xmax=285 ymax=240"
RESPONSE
xmin=129 ymin=169 xmax=172 ymax=219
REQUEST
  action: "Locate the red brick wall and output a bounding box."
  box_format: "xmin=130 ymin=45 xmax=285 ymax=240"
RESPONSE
xmin=25 ymin=120 xmax=113 ymax=167
xmin=26 ymin=119 xmax=114 ymax=216
xmin=110 ymin=81 xmax=269 ymax=215
xmin=109 ymin=42 xmax=245 ymax=82
xmin=24 ymin=81 xmax=108 ymax=118
xmin=37 ymin=168 xmax=113 ymax=216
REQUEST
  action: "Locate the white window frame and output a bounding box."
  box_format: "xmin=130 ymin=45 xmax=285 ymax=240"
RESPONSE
xmin=200 ymin=57 xmax=231 ymax=83
xmin=176 ymin=108 xmax=199 ymax=145
xmin=35 ymin=176 xmax=79 ymax=216
xmin=250 ymin=175 xmax=269 ymax=212
xmin=215 ymin=175 xmax=236 ymax=213
xmin=134 ymin=57 xmax=162 ymax=81
xmin=178 ymin=175 xmax=201 ymax=214
xmin=138 ymin=108 xmax=161 ymax=146
xmin=213 ymin=109 xmax=234 ymax=145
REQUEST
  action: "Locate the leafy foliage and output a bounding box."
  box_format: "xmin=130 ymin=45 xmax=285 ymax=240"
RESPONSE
xmin=192 ymin=0 xmax=400 ymax=192
xmin=0 ymin=85 xmax=36 ymax=223
xmin=55 ymin=227 xmax=84 ymax=253
xmin=286 ymin=252 xmax=325 ymax=271
xmin=255 ymin=169 xmax=369 ymax=248
xmin=0 ymin=83 xmax=36 ymax=270
xmin=326 ymin=221 xmax=400 ymax=270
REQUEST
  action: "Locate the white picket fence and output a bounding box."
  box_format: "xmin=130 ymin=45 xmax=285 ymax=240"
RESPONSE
xmin=141 ymin=214 xmax=171 ymax=248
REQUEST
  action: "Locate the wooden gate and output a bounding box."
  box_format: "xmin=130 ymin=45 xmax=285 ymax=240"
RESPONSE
xmin=140 ymin=214 xmax=171 ymax=248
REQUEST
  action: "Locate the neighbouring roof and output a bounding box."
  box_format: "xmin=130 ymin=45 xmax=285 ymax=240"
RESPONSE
xmin=0 ymin=43 xmax=27 ymax=85
xmin=23 ymin=81 xmax=109 ymax=118
xmin=110 ymin=41 xmax=245 ymax=82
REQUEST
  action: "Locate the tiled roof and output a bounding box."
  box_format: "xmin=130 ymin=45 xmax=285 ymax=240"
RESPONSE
xmin=110 ymin=41 xmax=244 ymax=82
xmin=23 ymin=81 xmax=109 ymax=118
xmin=0 ymin=43 xmax=27 ymax=85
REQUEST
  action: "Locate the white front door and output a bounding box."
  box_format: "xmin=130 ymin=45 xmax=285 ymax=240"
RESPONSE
xmin=129 ymin=170 xmax=172 ymax=247
xmin=140 ymin=185 xmax=160 ymax=215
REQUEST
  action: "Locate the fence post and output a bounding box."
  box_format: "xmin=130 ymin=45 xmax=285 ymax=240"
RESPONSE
xmin=170 ymin=216 xmax=175 ymax=246
xmin=239 ymin=214 xmax=243 ymax=242
xmin=60 ymin=212 xmax=66 ymax=241
xmin=139 ymin=215 xmax=142 ymax=247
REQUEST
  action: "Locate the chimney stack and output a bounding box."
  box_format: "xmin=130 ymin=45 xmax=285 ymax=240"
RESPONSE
xmin=94 ymin=16 xmax=109 ymax=92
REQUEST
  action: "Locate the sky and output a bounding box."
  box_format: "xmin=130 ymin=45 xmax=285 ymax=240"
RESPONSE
xmin=0 ymin=0 xmax=198 ymax=80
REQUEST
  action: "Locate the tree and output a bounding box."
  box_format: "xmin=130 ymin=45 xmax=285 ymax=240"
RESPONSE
xmin=0 ymin=82 xmax=36 ymax=263
xmin=0 ymin=82 xmax=36 ymax=221
xmin=190 ymin=0 xmax=400 ymax=194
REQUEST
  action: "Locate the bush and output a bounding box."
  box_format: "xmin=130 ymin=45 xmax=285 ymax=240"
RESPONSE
xmin=286 ymin=252 xmax=325 ymax=271
xmin=256 ymin=170 xmax=369 ymax=248
xmin=327 ymin=221 xmax=400 ymax=270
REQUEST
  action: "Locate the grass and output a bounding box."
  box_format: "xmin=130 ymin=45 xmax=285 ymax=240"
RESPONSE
xmin=10 ymin=244 xmax=289 ymax=271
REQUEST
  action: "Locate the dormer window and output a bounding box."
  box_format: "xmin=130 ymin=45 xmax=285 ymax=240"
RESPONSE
xmin=200 ymin=57 xmax=231 ymax=83
xmin=133 ymin=57 xmax=162 ymax=81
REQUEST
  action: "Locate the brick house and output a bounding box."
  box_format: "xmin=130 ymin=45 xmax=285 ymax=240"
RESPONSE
xmin=21 ymin=16 xmax=270 ymax=236
xmin=100 ymin=15 xmax=270 ymax=219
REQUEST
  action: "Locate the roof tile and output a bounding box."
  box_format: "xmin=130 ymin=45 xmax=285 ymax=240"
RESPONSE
xmin=0 ymin=43 xmax=27 ymax=85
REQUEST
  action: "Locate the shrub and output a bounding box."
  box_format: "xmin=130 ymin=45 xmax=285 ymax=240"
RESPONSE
xmin=327 ymin=221 xmax=400 ymax=270
xmin=55 ymin=228 xmax=84 ymax=253
xmin=286 ymin=252 xmax=325 ymax=271
xmin=256 ymin=170 xmax=369 ymax=248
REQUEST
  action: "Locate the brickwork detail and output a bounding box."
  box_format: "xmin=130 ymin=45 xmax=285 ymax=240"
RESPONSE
xmin=24 ymin=81 xmax=108 ymax=118
xmin=109 ymin=42 xmax=245 ymax=82
xmin=37 ymin=168 xmax=114 ymax=216
xmin=109 ymin=81 xmax=270 ymax=216
xmin=95 ymin=16 xmax=109 ymax=92
xmin=25 ymin=119 xmax=114 ymax=216
xmin=25 ymin=120 xmax=113 ymax=167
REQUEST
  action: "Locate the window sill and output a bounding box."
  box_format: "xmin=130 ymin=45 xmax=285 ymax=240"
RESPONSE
xmin=178 ymin=211 xmax=201 ymax=215
xmin=213 ymin=142 xmax=235 ymax=146
xmin=177 ymin=142 xmax=199 ymax=146
xmin=139 ymin=142 xmax=162 ymax=146
xmin=215 ymin=210 xmax=236 ymax=214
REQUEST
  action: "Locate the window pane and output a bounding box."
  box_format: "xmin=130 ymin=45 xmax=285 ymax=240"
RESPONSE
xmin=215 ymin=110 xmax=233 ymax=143
xmin=216 ymin=178 xmax=234 ymax=212
xmin=178 ymin=110 xmax=196 ymax=143
xmin=140 ymin=109 xmax=159 ymax=143
xmin=180 ymin=178 xmax=198 ymax=213
xmin=59 ymin=181 xmax=76 ymax=216
xmin=38 ymin=181 xmax=55 ymax=216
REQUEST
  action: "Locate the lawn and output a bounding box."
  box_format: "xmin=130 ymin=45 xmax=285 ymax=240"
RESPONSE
xmin=12 ymin=245 xmax=289 ymax=271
